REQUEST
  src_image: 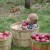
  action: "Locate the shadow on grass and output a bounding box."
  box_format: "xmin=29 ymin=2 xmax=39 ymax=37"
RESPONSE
xmin=11 ymin=43 xmax=31 ymax=50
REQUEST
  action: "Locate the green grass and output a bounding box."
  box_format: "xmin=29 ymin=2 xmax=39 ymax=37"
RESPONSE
xmin=0 ymin=8 xmax=50 ymax=50
xmin=0 ymin=9 xmax=50 ymax=50
xmin=0 ymin=2 xmax=50 ymax=50
xmin=0 ymin=0 xmax=25 ymax=6
xmin=11 ymin=45 xmax=31 ymax=50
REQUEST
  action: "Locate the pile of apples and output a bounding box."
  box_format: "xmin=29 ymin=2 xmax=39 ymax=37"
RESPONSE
xmin=31 ymin=33 xmax=50 ymax=42
xmin=22 ymin=20 xmax=28 ymax=26
xmin=0 ymin=31 xmax=9 ymax=39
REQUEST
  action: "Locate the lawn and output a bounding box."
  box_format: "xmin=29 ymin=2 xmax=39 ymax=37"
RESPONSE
xmin=0 ymin=5 xmax=50 ymax=32
xmin=0 ymin=0 xmax=50 ymax=50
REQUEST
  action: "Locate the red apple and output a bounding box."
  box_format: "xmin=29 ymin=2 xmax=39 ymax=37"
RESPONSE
xmin=31 ymin=36 xmax=35 ymax=39
xmin=35 ymin=37 xmax=40 ymax=42
xmin=31 ymin=34 xmax=36 ymax=39
xmin=35 ymin=36 xmax=40 ymax=41
xmin=22 ymin=20 xmax=28 ymax=26
xmin=47 ymin=34 xmax=50 ymax=38
xmin=44 ymin=34 xmax=49 ymax=38
xmin=36 ymin=38 xmax=40 ymax=42
xmin=44 ymin=34 xmax=48 ymax=36
xmin=39 ymin=34 xmax=45 ymax=39
xmin=22 ymin=23 xmax=27 ymax=26
xmin=45 ymin=37 xmax=49 ymax=40
xmin=46 ymin=40 xmax=49 ymax=42
xmin=35 ymin=36 xmax=39 ymax=39
xmin=3 ymin=35 xmax=8 ymax=40
xmin=3 ymin=31 xmax=9 ymax=36
xmin=22 ymin=20 xmax=27 ymax=23
xmin=0 ymin=33 xmax=3 ymax=39
xmin=0 ymin=32 xmax=3 ymax=35
xmin=40 ymin=38 xmax=46 ymax=42
xmin=0 ymin=35 xmax=3 ymax=39
xmin=36 ymin=34 xmax=39 ymax=36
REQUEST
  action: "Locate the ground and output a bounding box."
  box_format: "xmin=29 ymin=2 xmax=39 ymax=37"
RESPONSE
xmin=0 ymin=1 xmax=50 ymax=50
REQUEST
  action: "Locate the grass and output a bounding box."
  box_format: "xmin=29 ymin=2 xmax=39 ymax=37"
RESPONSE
xmin=0 ymin=0 xmax=25 ymax=6
xmin=11 ymin=45 xmax=31 ymax=50
xmin=0 ymin=7 xmax=50 ymax=50
xmin=0 ymin=1 xmax=50 ymax=50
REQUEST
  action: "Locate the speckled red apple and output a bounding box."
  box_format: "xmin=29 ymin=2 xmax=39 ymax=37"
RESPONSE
xmin=31 ymin=33 xmax=50 ymax=42
xmin=0 ymin=31 xmax=9 ymax=39
xmin=3 ymin=31 xmax=9 ymax=36
xmin=22 ymin=20 xmax=28 ymax=26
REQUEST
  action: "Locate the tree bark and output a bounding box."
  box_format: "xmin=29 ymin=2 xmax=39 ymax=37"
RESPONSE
xmin=40 ymin=0 xmax=47 ymax=4
xmin=25 ymin=0 xmax=32 ymax=9
xmin=47 ymin=0 xmax=50 ymax=3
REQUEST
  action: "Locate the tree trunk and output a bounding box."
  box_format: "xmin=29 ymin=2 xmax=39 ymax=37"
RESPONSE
xmin=47 ymin=0 xmax=50 ymax=3
xmin=25 ymin=0 xmax=32 ymax=9
xmin=40 ymin=0 xmax=47 ymax=4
